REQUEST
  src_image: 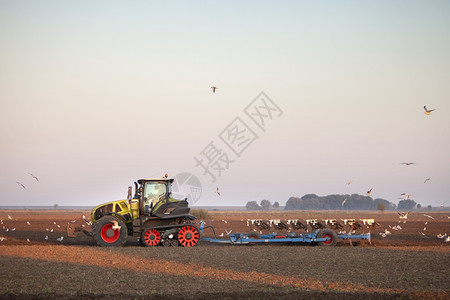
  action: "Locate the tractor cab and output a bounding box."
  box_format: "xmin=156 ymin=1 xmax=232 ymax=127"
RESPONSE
xmin=134 ymin=178 xmax=190 ymax=218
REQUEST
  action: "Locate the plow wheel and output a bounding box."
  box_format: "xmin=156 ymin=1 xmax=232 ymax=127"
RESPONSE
xmin=317 ymin=229 xmax=338 ymax=247
xmin=141 ymin=228 xmax=161 ymax=247
xmin=178 ymin=225 xmax=200 ymax=247
xmin=93 ymin=216 xmax=128 ymax=247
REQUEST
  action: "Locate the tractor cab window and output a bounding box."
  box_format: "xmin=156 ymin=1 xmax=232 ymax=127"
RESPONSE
xmin=144 ymin=182 xmax=167 ymax=212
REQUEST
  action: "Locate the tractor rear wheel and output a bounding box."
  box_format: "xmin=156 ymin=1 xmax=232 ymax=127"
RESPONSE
xmin=317 ymin=228 xmax=338 ymax=247
xmin=141 ymin=228 xmax=161 ymax=247
xmin=93 ymin=216 xmax=128 ymax=247
xmin=178 ymin=225 xmax=200 ymax=247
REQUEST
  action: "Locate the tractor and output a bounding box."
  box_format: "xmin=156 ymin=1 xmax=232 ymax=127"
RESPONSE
xmin=67 ymin=177 xmax=200 ymax=247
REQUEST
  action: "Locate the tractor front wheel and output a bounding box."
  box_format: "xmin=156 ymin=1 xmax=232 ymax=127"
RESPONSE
xmin=317 ymin=228 xmax=338 ymax=247
xmin=93 ymin=216 xmax=128 ymax=247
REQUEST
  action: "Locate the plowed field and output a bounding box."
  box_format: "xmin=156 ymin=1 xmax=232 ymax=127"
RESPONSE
xmin=0 ymin=210 xmax=449 ymax=299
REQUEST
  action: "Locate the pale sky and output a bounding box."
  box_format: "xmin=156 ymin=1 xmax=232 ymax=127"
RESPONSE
xmin=1 ymin=1 xmax=449 ymax=207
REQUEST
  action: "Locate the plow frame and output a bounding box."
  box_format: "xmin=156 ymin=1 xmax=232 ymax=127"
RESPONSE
xmin=199 ymin=221 xmax=370 ymax=245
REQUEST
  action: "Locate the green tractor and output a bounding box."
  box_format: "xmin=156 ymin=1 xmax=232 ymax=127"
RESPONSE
xmin=67 ymin=177 xmax=200 ymax=247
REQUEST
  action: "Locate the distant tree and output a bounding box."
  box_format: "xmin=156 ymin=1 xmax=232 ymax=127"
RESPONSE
xmin=53 ymin=204 xmax=58 ymax=209
xmin=377 ymin=202 xmax=386 ymax=212
xmin=285 ymin=197 xmax=302 ymax=210
xmin=273 ymin=201 xmax=280 ymax=209
xmin=246 ymin=201 xmax=261 ymax=211
xmin=427 ymin=205 xmax=432 ymax=211
xmin=260 ymin=200 xmax=272 ymax=210
xmin=398 ymin=199 xmax=417 ymax=210
xmin=416 ymin=204 xmax=422 ymax=210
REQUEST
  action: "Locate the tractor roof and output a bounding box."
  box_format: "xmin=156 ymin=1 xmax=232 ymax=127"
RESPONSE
xmin=137 ymin=178 xmax=174 ymax=184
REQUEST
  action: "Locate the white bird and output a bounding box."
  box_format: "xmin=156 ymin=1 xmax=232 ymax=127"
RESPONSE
xmin=26 ymin=238 xmax=30 ymax=242
xmin=219 ymin=233 xmax=224 ymax=237
xmin=397 ymin=212 xmax=409 ymax=219
xmin=423 ymin=214 xmax=435 ymax=220
xmin=342 ymin=199 xmax=347 ymax=206
xmin=50 ymin=229 xmax=53 ymax=232
xmin=11 ymin=228 xmax=15 ymax=231
xmin=53 ymin=222 xmax=56 ymax=225
xmin=445 ymin=236 xmax=450 ymax=243
xmin=44 ymin=235 xmax=48 ymax=240
xmin=27 ymin=221 xmax=31 ymax=225
xmin=0 ymin=220 xmax=2 ymax=224
xmin=0 ymin=237 xmax=5 ymax=242
xmin=57 ymin=225 xmax=60 ymax=228
xmin=111 ymin=220 xmax=121 ymax=230
xmin=225 ymin=229 xmax=232 ymax=236
xmin=7 ymin=215 xmax=13 ymax=220
xmin=29 ymin=173 xmax=39 ymax=182
xmin=57 ymin=236 xmax=63 ymax=242
xmin=222 ymin=220 xmax=227 ymax=224
xmin=400 ymin=193 xmax=410 ymax=201
xmin=436 ymin=233 xmax=447 ymax=239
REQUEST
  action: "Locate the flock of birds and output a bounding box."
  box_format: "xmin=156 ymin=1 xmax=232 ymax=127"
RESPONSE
xmin=0 ymin=213 xmax=94 ymax=244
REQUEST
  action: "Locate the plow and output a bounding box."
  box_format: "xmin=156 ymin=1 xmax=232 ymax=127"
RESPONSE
xmin=67 ymin=176 xmax=376 ymax=247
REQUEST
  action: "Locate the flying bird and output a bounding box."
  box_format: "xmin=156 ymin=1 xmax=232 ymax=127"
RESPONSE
xmin=424 ymin=177 xmax=431 ymax=183
xmin=16 ymin=182 xmax=26 ymax=189
xmin=423 ymin=214 xmax=435 ymax=220
xmin=423 ymin=106 xmax=435 ymax=115
xmin=29 ymin=173 xmax=39 ymax=182
xmin=215 ymin=187 xmax=221 ymax=196
xmin=400 ymin=193 xmax=410 ymax=201
xmin=401 ymin=162 xmax=415 ymax=166
xmin=211 ymin=86 xmax=218 ymax=93
xmin=346 ymin=181 xmax=353 ymax=185
xmin=397 ymin=212 xmax=409 ymax=219
xmin=225 ymin=229 xmax=232 ymax=236
xmin=111 ymin=220 xmax=121 ymax=230
xmin=366 ymin=188 xmax=373 ymax=196
xmin=342 ymin=198 xmax=347 ymax=206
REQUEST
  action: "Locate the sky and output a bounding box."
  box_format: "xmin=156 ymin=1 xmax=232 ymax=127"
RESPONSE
xmin=0 ymin=1 xmax=449 ymax=208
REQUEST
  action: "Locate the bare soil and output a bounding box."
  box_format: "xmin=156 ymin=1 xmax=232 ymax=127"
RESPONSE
xmin=0 ymin=210 xmax=449 ymax=299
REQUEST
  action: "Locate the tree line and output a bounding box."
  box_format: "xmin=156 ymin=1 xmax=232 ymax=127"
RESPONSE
xmin=245 ymin=194 xmax=417 ymax=211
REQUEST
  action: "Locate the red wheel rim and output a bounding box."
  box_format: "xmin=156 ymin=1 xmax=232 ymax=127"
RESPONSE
xmin=178 ymin=226 xmax=199 ymax=247
xmin=100 ymin=223 xmax=120 ymax=243
xmin=144 ymin=229 xmax=161 ymax=246
xmin=322 ymin=233 xmax=333 ymax=245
